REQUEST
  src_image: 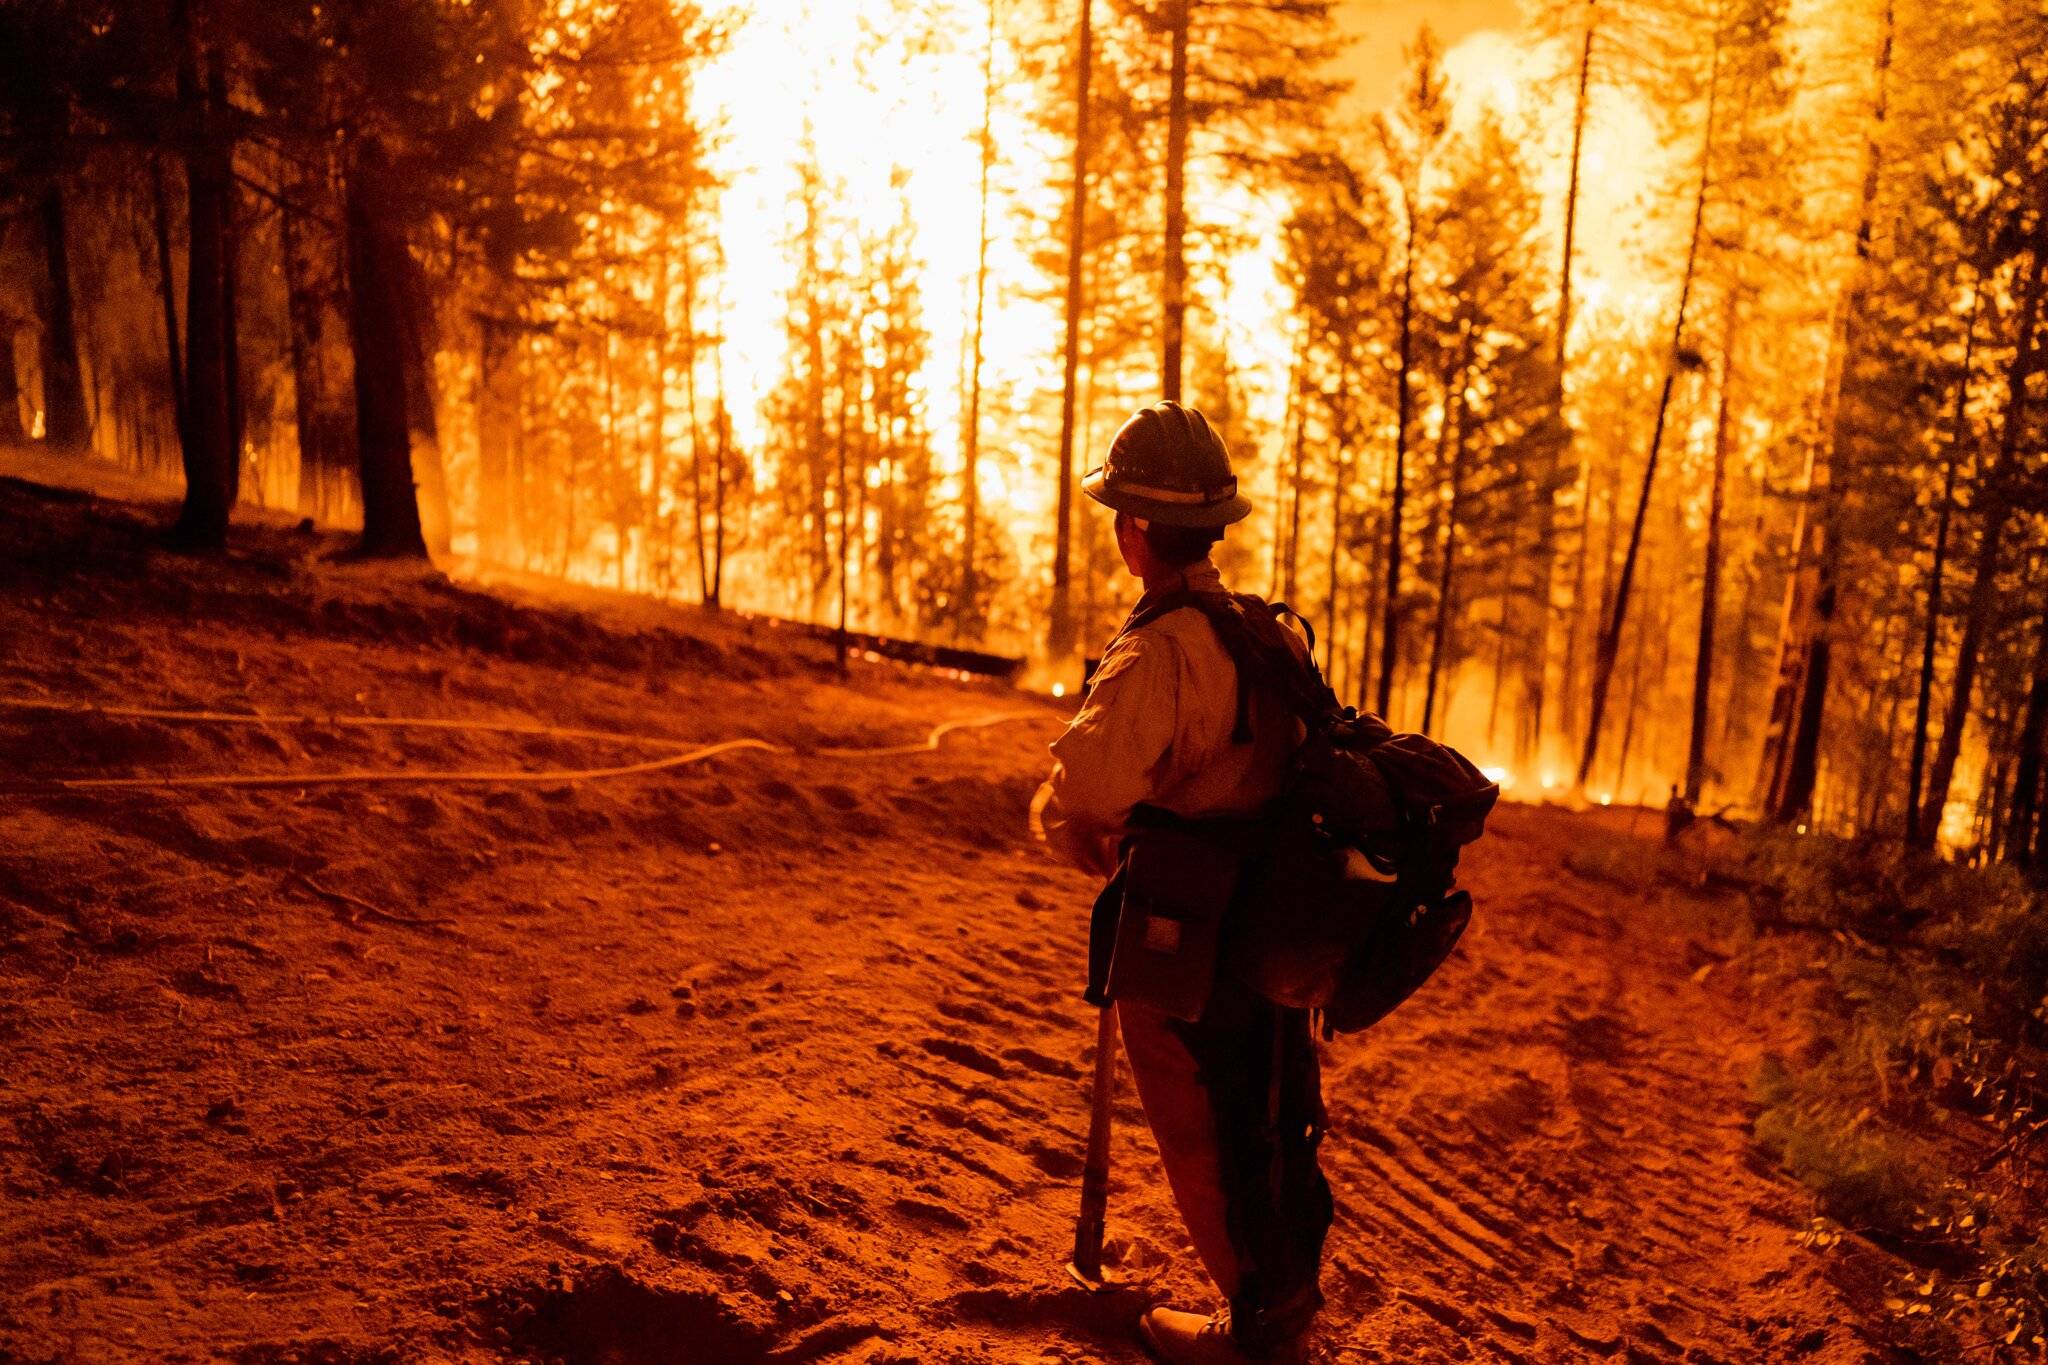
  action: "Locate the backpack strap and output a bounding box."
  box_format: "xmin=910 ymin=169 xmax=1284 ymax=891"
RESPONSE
xmin=1183 ymin=592 xmax=1347 ymax=731
xmin=1107 ymin=588 xmax=1256 ymax=742
xmin=1106 ymin=586 xmax=1358 ymax=745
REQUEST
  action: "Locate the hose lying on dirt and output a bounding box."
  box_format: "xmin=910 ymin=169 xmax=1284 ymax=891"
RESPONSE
xmin=0 ymin=696 xmax=1049 ymax=793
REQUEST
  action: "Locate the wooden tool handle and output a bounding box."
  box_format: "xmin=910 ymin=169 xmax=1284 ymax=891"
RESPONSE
xmin=1070 ymin=1002 xmax=1118 ymax=1281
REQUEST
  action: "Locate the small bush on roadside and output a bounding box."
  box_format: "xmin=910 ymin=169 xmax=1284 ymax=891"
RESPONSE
xmin=1739 ymin=831 xmax=2048 ymax=1360
xmin=1752 ymin=1055 xmax=1943 ymax=1238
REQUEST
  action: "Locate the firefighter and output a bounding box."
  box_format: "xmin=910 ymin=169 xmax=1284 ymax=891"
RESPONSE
xmin=1032 ymin=402 xmax=1332 ymax=1364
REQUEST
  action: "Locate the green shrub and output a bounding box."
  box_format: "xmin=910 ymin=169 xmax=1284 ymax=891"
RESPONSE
xmin=1742 ymin=832 xmax=2048 ymax=1357
xmin=1752 ymin=1058 xmax=1943 ymax=1238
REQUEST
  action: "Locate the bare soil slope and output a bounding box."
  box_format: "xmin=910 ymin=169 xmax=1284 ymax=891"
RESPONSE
xmin=0 ymin=473 xmax=1910 ymax=1363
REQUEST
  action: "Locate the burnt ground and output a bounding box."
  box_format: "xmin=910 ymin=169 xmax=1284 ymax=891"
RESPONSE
xmin=0 ymin=464 xmax=1921 ymax=1363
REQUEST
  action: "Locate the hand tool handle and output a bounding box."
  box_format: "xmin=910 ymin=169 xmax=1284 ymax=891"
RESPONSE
xmin=1070 ymin=1002 xmax=1118 ymax=1281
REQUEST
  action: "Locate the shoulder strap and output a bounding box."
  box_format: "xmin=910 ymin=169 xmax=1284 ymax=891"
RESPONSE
xmin=1112 ymin=589 xmax=1255 ymax=741
xmin=1106 ymin=588 xmax=1353 ymax=742
xmin=1119 ymin=588 xmax=1199 ymax=639
xmin=1182 ymin=591 xmax=1347 ymax=731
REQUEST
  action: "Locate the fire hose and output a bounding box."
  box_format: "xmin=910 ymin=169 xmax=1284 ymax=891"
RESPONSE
xmin=0 ymin=696 xmax=1051 ymax=792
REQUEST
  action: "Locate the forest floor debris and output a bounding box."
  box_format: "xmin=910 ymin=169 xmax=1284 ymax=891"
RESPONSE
xmin=0 ymin=471 xmax=1951 ymax=1361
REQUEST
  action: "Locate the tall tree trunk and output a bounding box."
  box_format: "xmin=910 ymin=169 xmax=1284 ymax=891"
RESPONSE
xmin=1161 ymin=0 xmax=1189 ymax=403
xmin=1283 ymin=362 xmax=1308 ymax=601
xmin=1915 ymin=240 xmax=2046 ymax=847
xmin=709 ymin=284 xmax=731 ymax=608
xmin=1548 ymin=14 xmax=1597 ymax=764
xmin=601 ymin=320 xmax=624 ymax=588
xmin=1422 ymin=326 xmax=1474 ymax=734
xmin=1269 ymin=345 xmax=1301 ymax=596
xmin=207 ymin=59 xmax=242 ymax=502
xmin=151 ymin=156 xmax=187 ymax=447
xmin=2000 ymin=594 xmax=2048 ymax=866
xmin=1907 ymin=279 xmax=1978 ymax=844
xmin=1377 ymin=211 xmax=1418 ymax=718
xmin=673 ymin=232 xmax=708 ymax=601
xmin=395 ymin=242 xmax=451 ymax=556
xmin=172 ymin=15 xmax=236 ymax=550
xmin=1556 ymin=17 xmax=1593 ymax=392
xmin=1049 ymin=0 xmax=1093 ymax=659
xmin=962 ymin=0 xmax=997 ymax=636
xmin=1685 ymin=290 xmax=1740 ymax=803
xmin=1355 ymin=459 xmax=1387 ymax=710
xmin=1612 ymin=555 xmax=1652 ymax=794
xmin=1487 ymin=549 xmax=1513 ymax=748
xmin=1760 ymin=1 xmax=1892 ymax=822
xmin=1326 ymin=355 xmax=1354 ymax=676
xmin=649 ymin=316 xmax=671 ymax=597
xmin=834 ymin=365 xmax=851 ymax=675
xmin=1577 ymin=33 xmax=1720 ymax=790
xmin=1558 ymin=460 xmax=1594 ymax=760
xmin=282 ymin=182 xmax=357 ymax=526
xmin=343 ymin=142 xmax=427 ymax=560
xmin=36 ymin=186 xmax=90 ymax=450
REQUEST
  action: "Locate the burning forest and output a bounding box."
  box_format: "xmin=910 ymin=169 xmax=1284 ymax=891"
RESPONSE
xmin=5 ymin=0 xmax=2048 ymax=1361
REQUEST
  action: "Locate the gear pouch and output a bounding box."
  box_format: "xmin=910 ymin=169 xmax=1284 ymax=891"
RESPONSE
xmin=1104 ymin=823 xmax=1243 ymax=1022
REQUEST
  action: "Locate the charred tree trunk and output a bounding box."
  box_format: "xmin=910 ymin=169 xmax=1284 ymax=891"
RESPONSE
xmin=36 ymin=185 xmax=90 ymax=450
xmin=1915 ymin=242 xmax=2045 ymax=847
xmin=833 ymin=367 xmax=851 ymax=675
xmin=1049 ymin=0 xmax=1093 ymax=659
xmin=1377 ymin=211 xmax=1418 ymax=719
xmin=1577 ymin=34 xmax=1720 ymax=791
xmin=2003 ymin=593 xmax=2048 ymax=867
xmin=1325 ymin=450 xmax=1348 ymax=679
xmin=709 ymin=301 xmax=732 ymax=608
xmin=1269 ymin=346 xmax=1299 ymax=596
xmin=342 ymin=143 xmax=427 ymax=560
xmin=1920 ymin=261 xmax=2045 ymax=849
xmin=1549 ymin=15 xmax=1596 ymax=763
xmin=395 ymin=245 xmax=451 ymax=556
xmin=674 ymin=236 xmax=708 ymax=602
xmin=1685 ymin=291 xmax=1740 ymax=803
xmin=171 ymin=21 xmax=237 ymax=550
xmin=282 ymin=183 xmax=357 ymax=525
xmin=1761 ymin=3 xmax=1892 ymax=823
xmin=960 ymin=0 xmax=997 ymax=636
xmin=1522 ymin=459 xmax=1558 ymax=773
xmin=1907 ymin=281 xmax=1979 ymax=844
xmin=710 ymin=398 xmax=730 ymax=609
xmin=1422 ymin=326 xmax=1474 ymax=734
xmin=207 ymin=60 xmax=242 ymax=501
xmin=648 ymin=257 xmax=673 ymax=596
xmin=1161 ymin=0 xmax=1189 ymax=403
xmin=1556 ymin=15 xmax=1593 ymax=392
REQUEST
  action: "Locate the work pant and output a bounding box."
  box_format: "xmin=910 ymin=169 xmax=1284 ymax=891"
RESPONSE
xmin=1120 ymin=971 xmax=1333 ymax=1354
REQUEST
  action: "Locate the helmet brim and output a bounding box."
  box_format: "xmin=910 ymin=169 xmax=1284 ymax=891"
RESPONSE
xmin=1082 ymin=467 xmax=1251 ymax=528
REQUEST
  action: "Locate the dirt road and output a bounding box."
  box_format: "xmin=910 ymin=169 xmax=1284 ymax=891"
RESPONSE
xmin=0 ymin=475 xmax=1904 ymax=1363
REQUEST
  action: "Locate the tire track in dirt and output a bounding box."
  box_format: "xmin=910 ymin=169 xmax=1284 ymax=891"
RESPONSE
xmin=1295 ymin=806 xmax=1898 ymax=1364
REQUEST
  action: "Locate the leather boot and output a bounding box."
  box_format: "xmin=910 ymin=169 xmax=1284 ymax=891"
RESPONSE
xmin=1138 ymin=1306 xmax=1307 ymax=1364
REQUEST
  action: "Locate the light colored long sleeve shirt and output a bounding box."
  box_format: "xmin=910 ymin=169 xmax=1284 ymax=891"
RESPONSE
xmin=1031 ymin=561 xmax=1303 ymax=879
